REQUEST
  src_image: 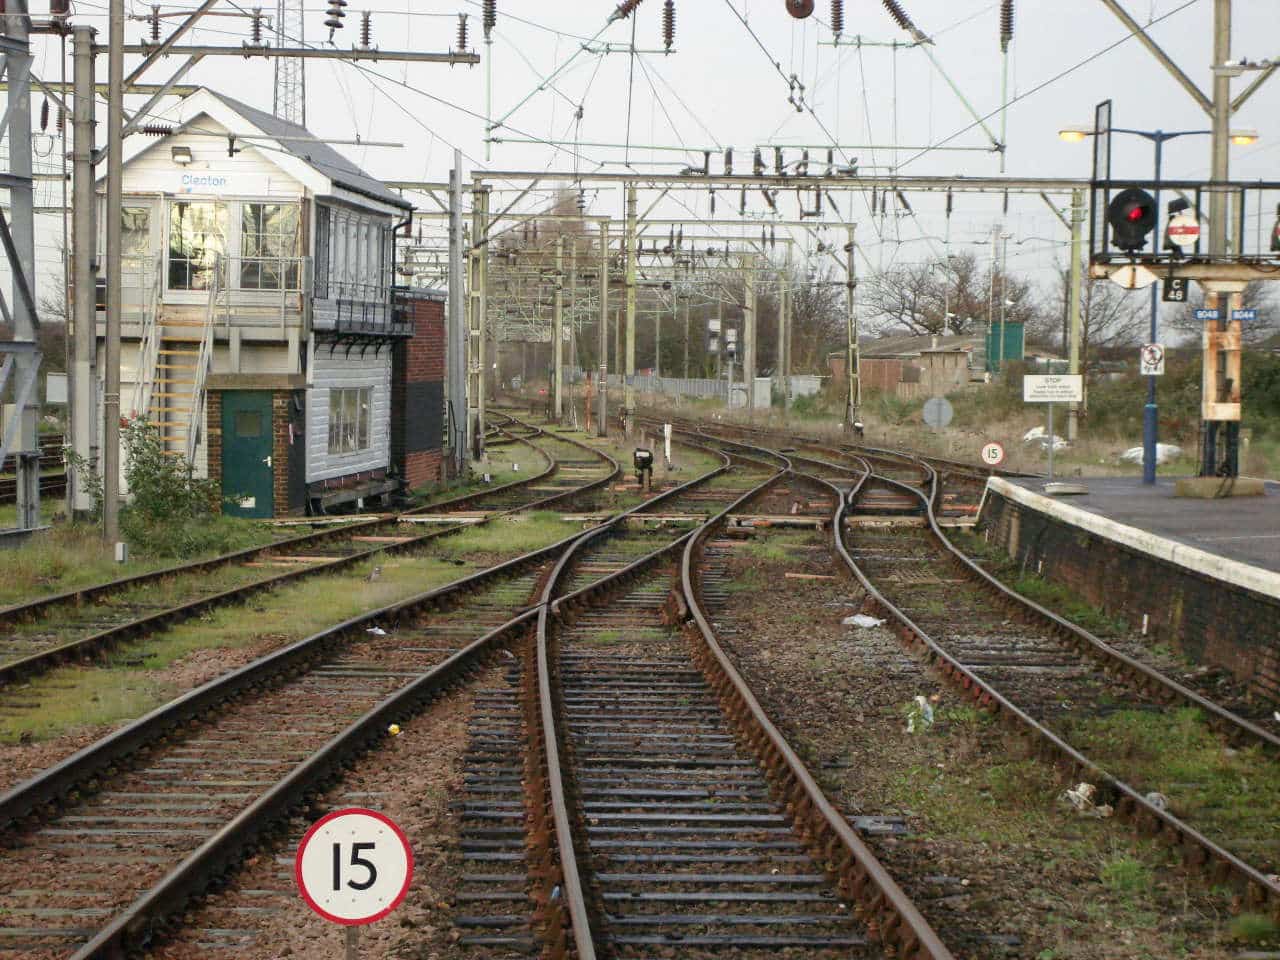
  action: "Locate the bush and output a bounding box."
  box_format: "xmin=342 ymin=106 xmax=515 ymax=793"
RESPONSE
xmin=119 ymin=419 xmax=248 ymax=557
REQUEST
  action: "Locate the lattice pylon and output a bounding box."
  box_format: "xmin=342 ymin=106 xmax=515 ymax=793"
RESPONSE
xmin=273 ymin=0 xmax=306 ymax=126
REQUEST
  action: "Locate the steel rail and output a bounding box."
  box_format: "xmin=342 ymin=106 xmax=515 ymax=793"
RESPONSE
xmin=871 ymin=465 xmax=1280 ymax=752
xmin=61 ymin=483 xmax=735 ymax=960
xmin=666 ymin=443 xmax=955 ymax=959
xmin=528 ymin=438 xmax=790 ymax=956
xmin=0 ymin=434 xmax=727 ymax=958
xmin=0 ymin=423 xmax=618 ymax=687
xmin=0 ymin=413 xmax=531 ymax=630
xmin=839 ymin=466 xmax=1280 ymax=910
xmin=643 ymin=411 xmax=1038 ymax=484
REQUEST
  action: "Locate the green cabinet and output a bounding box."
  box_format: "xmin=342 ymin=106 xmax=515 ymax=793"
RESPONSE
xmin=985 ymin=321 xmax=1025 ymax=372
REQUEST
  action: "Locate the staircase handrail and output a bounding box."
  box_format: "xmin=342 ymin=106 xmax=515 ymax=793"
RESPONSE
xmin=186 ymin=257 xmax=219 ymax=467
xmin=126 ymin=254 xmax=164 ymax=422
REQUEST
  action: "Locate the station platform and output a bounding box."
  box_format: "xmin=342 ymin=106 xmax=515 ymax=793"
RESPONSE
xmin=988 ymin=475 xmax=1280 ymax=588
xmin=977 ymin=475 xmax=1280 ymax=704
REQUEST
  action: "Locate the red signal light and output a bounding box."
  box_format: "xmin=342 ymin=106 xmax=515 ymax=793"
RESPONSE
xmin=1126 ymin=205 xmax=1145 ymax=222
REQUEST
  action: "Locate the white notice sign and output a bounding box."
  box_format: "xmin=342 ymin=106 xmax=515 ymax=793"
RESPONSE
xmin=1023 ymin=375 xmax=1083 ymax=403
xmin=1139 ymin=343 xmax=1166 ymax=376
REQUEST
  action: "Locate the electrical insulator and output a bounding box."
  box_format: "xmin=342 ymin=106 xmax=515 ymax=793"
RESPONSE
xmin=770 ymin=227 xmax=776 ymax=248
xmin=610 ymin=0 xmax=643 ymax=22
xmin=662 ymin=0 xmax=675 ymax=51
xmin=457 ymin=13 xmax=469 ymax=52
xmin=149 ymin=5 xmax=161 ymax=44
xmin=39 ymin=98 xmax=48 ymax=132
xmin=723 ymin=148 xmax=733 ymax=175
xmin=249 ymin=8 xmax=264 ymax=46
xmin=141 ymin=123 xmax=173 ymax=136
xmin=798 ymin=149 xmax=809 ymax=175
xmin=56 ymin=104 xmax=66 ymax=136
xmin=999 ymin=0 xmax=1014 ymax=52
xmin=325 ymin=0 xmax=348 ymax=36
xmin=483 ymin=0 xmax=497 ymax=39
xmin=761 ymin=227 xmax=767 ymax=246
xmin=739 ymin=186 xmax=747 ymax=214
xmin=774 ymin=147 xmax=783 ymax=175
xmin=752 ymin=149 xmax=764 ymax=176
xmin=831 ymin=0 xmax=843 ymax=37
xmin=826 ymin=148 xmax=834 ymax=175
xmin=882 ymin=0 xmax=917 ymax=34
xmin=677 ymin=227 xmax=683 ymax=248
xmin=360 ymin=10 xmax=373 ymax=48
xmin=785 ymin=0 xmax=815 ymax=18
xmin=576 ymin=190 xmax=587 ymax=213
xmin=709 ymin=189 xmax=716 ymax=214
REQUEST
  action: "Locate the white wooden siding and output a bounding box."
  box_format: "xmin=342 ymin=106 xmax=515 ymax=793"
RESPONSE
xmin=120 ymin=119 xmax=306 ymax=200
xmin=306 ymin=349 xmax=391 ymax=482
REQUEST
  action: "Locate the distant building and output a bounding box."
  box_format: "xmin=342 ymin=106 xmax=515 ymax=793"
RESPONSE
xmin=96 ymin=89 xmax=446 ymax=517
xmin=854 ymin=333 xmax=982 ymax=400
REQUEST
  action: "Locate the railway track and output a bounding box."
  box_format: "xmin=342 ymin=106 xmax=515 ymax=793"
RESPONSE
xmin=837 ymin=462 xmax=1280 ymax=912
xmin=0 ymin=433 xmax=758 ymax=958
xmin=494 ymin=440 xmax=953 ymax=959
xmin=0 ymin=418 xmax=615 ymax=692
xmin=0 ymin=436 xmax=68 ymax=506
xmin=0 ymin=471 xmax=66 ymax=505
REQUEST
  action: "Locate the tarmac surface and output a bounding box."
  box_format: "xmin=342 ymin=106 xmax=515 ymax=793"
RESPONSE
xmin=1005 ymin=475 xmax=1280 ymax=575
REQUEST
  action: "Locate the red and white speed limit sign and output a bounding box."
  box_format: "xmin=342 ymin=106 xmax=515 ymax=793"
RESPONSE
xmin=296 ymin=808 xmax=414 ymax=925
xmin=981 ymin=441 xmax=1006 ymax=467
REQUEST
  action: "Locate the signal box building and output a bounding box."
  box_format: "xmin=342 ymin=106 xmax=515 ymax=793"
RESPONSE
xmin=96 ymin=88 xmax=446 ymax=518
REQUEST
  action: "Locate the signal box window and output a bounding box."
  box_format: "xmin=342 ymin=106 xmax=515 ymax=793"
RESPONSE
xmin=167 ymin=201 xmax=227 ymax=290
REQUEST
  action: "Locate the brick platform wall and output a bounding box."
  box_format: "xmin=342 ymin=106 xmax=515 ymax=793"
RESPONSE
xmin=392 ymin=291 xmax=447 ymax=491
xmin=272 ymin=393 xmax=291 ymax=517
xmin=206 ymin=391 xmax=223 ymax=509
xmin=979 ymin=491 xmax=1280 ymax=707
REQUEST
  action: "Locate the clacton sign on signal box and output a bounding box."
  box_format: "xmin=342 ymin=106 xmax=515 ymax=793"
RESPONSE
xmin=1023 ymin=375 xmax=1083 ymax=403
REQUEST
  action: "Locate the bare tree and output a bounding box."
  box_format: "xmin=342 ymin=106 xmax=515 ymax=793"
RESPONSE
xmin=863 ymin=251 xmax=1038 ymax=337
xmin=1049 ymin=267 xmax=1146 ymax=365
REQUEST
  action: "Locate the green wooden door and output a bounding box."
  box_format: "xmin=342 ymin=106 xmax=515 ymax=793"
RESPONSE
xmin=221 ymin=391 xmax=274 ymax=519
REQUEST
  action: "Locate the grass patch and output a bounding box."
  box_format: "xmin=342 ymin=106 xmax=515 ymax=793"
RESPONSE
xmin=1012 ymin=574 xmax=1129 ymax=636
xmin=0 ymin=521 xmax=282 ymax=608
xmin=434 ymin=512 xmax=580 ymax=559
xmin=1063 ymin=706 xmax=1280 ymax=856
xmin=1100 ymin=856 xmax=1152 ymax=897
xmin=0 ymin=553 xmax=477 ymax=744
xmin=585 ymin=629 xmax=627 ymax=646
xmin=952 ymin=530 xmax=1130 ymax=637
xmin=1229 ymin=913 xmax=1280 ymax=944
xmin=734 ymin=529 xmax=815 ymax=565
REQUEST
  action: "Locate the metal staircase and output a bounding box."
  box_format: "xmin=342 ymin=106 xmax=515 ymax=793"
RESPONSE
xmin=129 ymin=256 xmax=216 ymax=468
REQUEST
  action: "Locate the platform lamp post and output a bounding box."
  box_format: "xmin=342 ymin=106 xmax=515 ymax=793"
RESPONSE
xmin=1059 ymin=122 xmax=1258 ymax=485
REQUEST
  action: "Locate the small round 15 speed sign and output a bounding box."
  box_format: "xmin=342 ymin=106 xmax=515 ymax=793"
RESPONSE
xmin=295 ymin=808 xmax=414 ymax=925
xmin=981 ymin=441 xmax=1005 ymax=467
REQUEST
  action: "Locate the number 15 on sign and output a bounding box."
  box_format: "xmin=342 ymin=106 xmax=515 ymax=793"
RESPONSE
xmin=296 ymin=808 xmax=414 ymax=956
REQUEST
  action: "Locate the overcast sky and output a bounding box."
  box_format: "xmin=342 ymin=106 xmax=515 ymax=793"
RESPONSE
xmin=14 ymin=0 xmax=1280 ymax=304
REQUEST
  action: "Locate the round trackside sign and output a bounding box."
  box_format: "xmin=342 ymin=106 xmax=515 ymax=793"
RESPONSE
xmin=981 ymin=441 xmax=1005 ymax=467
xmin=296 ymin=808 xmax=414 ymax=925
xmin=1166 ymin=212 xmax=1200 ymax=249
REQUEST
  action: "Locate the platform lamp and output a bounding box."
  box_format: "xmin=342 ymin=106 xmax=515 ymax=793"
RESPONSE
xmin=1058 ymin=122 xmax=1259 ymax=486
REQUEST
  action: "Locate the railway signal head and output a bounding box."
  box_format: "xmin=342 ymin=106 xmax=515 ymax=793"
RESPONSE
xmin=1107 ymin=187 xmax=1157 ymax=253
